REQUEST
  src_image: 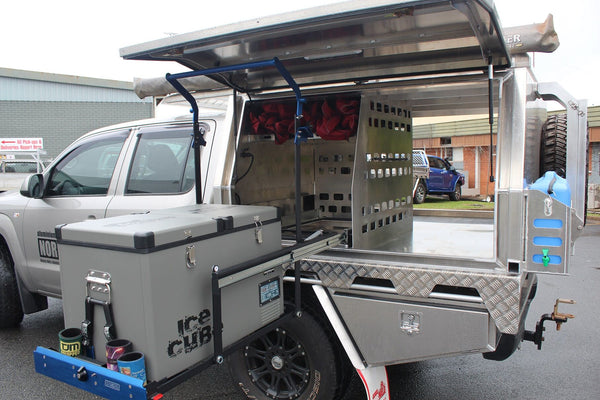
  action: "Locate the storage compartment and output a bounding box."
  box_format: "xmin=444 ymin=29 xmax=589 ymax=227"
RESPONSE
xmin=58 ymin=204 xmax=283 ymax=382
xmin=235 ymin=94 xmax=414 ymax=252
xmin=332 ymin=293 xmax=491 ymax=365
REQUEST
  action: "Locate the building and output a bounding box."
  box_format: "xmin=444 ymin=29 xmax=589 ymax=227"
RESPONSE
xmin=0 ymin=68 xmax=153 ymax=159
xmin=414 ymin=106 xmax=600 ymax=208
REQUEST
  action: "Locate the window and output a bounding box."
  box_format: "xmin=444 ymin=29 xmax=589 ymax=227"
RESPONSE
xmin=3 ymin=161 xmax=39 ymax=173
xmin=46 ymin=131 xmax=128 ymax=196
xmin=126 ymin=127 xmax=194 ymax=194
xmin=440 ymin=137 xmax=452 ymax=146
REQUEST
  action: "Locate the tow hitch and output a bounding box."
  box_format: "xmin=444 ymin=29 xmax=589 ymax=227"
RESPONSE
xmin=524 ymin=298 xmax=575 ymax=350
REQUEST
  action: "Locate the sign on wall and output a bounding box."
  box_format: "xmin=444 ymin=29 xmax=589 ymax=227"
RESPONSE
xmin=0 ymin=138 xmax=43 ymax=152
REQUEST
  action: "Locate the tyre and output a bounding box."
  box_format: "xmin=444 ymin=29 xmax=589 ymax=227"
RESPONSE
xmin=228 ymin=311 xmax=339 ymax=400
xmin=0 ymin=245 xmax=24 ymax=328
xmin=449 ymin=183 xmax=461 ymax=201
xmin=413 ymin=180 xmax=427 ymax=204
xmin=540 ymin=114 xmax=567 ymax=178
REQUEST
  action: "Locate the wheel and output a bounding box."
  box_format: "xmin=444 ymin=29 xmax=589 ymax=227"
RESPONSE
xmin=540 ymin=114 xmax=567 ymax=178
xmin=413 ymin=181 xmax=427 ymax=204
xmin=0 ymin=245 xmax=24 ymax=328
xmin=228 ymin=311 xmax=339 ymax=400
xmin=449 ymin=183 xmax=461 ymax=201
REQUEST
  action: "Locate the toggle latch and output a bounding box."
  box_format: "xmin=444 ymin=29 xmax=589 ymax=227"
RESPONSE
xmin=523 ymin=298 xmax=575 ymax=350
xmin=254 ymin=215 xmax=263 ymax=244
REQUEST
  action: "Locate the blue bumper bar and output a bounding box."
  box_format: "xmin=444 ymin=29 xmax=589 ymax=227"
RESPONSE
xmin=34 ymin=346 xmax=151 ymax=400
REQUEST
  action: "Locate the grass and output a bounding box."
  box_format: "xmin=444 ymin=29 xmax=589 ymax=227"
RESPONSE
xmin=413 ymin=197 xmax=494 ymax=210
xmin=587 ymin=210 xmax=600 ymax=222
xmin=413 ymin=197 xmax=600 ymax=222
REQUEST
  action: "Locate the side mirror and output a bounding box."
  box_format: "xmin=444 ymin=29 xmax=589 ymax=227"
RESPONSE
xmin=448 ymin=165 xmax=456 ymax=172
xmin=20 ymin=174 xmax=44 ymax=199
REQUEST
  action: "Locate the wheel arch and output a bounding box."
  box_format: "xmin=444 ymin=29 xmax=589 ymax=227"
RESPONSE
xmin=0 ymin=215 xmax=48 ymax=314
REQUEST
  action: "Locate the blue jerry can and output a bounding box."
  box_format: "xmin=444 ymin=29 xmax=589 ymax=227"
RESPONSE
xmin=530 ymin=171 xmax=571 ymax=207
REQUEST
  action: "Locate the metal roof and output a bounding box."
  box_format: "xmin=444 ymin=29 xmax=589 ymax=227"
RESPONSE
xmin=0 ymin=68 xmax=148 ymax=103
xmin=414 ymin=105 xmax=600 ymax=139
xmin=121 ymin=0 xmax=510 ymax=93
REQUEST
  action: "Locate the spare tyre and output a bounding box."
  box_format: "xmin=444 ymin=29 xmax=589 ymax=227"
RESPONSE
xmin=540 ymin=114 xmax=567 ymax=178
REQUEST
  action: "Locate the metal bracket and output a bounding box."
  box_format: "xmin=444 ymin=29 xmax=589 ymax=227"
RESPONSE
xmin=523 ymin=298 xmax=575 ymax=350
xmin=85 ymin=270 xmax=111 ymax=303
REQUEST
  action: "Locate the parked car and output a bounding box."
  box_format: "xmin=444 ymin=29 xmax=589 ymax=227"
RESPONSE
xmin=413 ymin=154 xmax=465 ymax=203
xmin=0 ymin=158 xmax=46 ymax=192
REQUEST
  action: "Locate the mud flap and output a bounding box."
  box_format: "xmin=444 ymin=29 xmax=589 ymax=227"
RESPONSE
xmin=357 ymin=366 xmax=390 ymax=400
xmin=312 ymin=284 xmax=389 ymax=400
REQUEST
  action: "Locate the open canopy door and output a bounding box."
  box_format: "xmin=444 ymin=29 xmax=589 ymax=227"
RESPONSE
xmin=121 ymin=0 xmax=510 ymax=93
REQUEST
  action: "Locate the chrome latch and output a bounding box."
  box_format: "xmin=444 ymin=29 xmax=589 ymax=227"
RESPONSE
xmin=186 ymin=244 xmax=196 ymax=269
xmin=254 ymin=216 xmax=263 ymax=244
xmin=399 ymin=311 xmax=421 ymax=335
xmin=85 ymin=270 xmax=111 ymax=303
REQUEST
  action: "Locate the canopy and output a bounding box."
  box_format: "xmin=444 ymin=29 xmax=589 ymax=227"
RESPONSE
xmin=121 ymin=0 xmax=511 ymax=93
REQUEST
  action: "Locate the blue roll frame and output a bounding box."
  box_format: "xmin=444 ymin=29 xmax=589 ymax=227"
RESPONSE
xmin=34 ymin=57 xmax=310 ymax=399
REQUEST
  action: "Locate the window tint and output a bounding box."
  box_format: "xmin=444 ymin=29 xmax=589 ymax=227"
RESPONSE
xmin=46 ymin=131 xmax=128 ymax=196
xmin=126 ymin=127 xmax=194 ymax=194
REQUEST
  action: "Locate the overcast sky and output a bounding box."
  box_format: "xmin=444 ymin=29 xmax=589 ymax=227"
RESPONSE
xmin=1 ymin=0 xmax=599 ymax=106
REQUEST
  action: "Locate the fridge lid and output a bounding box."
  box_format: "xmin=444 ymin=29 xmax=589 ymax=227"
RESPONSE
xmin=56 ymin=205 xmax=279 ymax=251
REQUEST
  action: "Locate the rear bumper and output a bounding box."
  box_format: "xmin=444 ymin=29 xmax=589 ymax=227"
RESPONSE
xmin=34 ymin=346 xmax=148 ymax=399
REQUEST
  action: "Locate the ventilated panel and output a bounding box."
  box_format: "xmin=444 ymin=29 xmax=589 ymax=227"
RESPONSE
xmin=351 ymin=97 xmax=414 ymax=251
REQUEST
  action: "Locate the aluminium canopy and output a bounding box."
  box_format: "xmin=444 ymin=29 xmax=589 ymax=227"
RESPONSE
xmin=120 ymin=0 xmax=511 ymax=94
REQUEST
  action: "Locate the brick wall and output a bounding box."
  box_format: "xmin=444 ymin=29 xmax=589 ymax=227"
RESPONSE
xmin=0 ymin=101 xmax=153 ymax=158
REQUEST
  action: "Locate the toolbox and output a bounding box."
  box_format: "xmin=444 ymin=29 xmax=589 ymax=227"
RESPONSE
xmin=57 ymin=204 xmax=283 ymax=382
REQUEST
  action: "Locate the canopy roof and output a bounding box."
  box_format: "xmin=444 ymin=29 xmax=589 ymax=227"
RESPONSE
xmin=121 ymin=0 xmax=510 ymax=93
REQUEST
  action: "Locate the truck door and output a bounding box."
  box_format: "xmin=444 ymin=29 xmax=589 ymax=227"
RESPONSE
xmin=21 ymin=130 xmax=130 ymax=297
xmin=441 ymin=159 xmax=455 ymax=190
xmin=104 ymin=123 xmax=212 ymax=217
xmin=426 ymin=156 xmax=444 ymax=190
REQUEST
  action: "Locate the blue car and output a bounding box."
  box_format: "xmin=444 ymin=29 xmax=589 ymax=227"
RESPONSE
xmin=413 ymin=155 xmax=465 ymax=203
